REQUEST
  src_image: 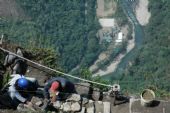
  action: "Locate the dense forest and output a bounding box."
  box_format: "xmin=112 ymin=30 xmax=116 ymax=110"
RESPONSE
xmin=0 ymin=0 xmax=101 ymax=72
xmin=1 ymin=0 xmax=170 ymax=97
xmin=118 ymin=0 xmax=170 ymax=97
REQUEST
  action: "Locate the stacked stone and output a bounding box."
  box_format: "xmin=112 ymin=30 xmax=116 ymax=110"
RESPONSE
xmin=17 ymin=82 xmax=112 ymax=113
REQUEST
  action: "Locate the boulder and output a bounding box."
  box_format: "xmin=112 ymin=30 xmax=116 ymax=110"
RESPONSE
xmin=67 ymin=94 xmax=81 ymax=102
xmin=103 ymin=102 xmax=111 ymax=113
xmin=82 ymin=97 xmax=89 ymax=105
xmin=75 ymin=83 xmax=91 ymax=97
xmin=95 ymin=101 xmax=103 ymax=113
xmin=71 ymin=102 xmax=81 ymax=112
xmin=92 ymin=88 xmax=101 ymax=101
xmin=86 ymin=100 xmax=94 ymax=113
xmin=31 ymin=96 xmax=42 ymax=104
xmin=53 ymin=101 xmax=62 ymax=109
xmin=87 ymin=107 xmax=95 ymax=113
xmin=17 ymin=104 xmax=25 ymax=112
xmin=17 ymin=103 xmax=36 ymax=112
xmin=35 ymin=101 xmax=43 ymax=107
xmin=78 ymin=107 xmax=86 ymax=113
xmin=63 ymin=102 xmax=72 ymax=112
xmin=102 ymin=92 xmax=112 ymax=101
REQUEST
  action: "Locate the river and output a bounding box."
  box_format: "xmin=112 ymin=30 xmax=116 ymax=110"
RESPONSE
xmin=103 ymin=0 xmax=145 ymax=81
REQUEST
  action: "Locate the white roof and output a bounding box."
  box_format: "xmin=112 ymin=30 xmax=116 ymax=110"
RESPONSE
xmin=99 ymin=18 xmax=115 ymax=27
xmin=118 ymin=32 xmax=123 ymax=40
xmin=115 ymin=39 xmax=122 ymax=43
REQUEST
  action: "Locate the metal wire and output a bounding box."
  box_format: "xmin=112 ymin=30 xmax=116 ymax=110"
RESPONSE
xmin=0 ymin=47 xmax=112 ymax=88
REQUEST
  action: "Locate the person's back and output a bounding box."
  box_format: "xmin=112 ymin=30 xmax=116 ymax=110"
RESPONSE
xmin=44 ymin=77 xmax=76 ymax=100
xmin=0 ymin=76 xmax=32 ymax=109
xmin=42 ymin=77 xmax=75 ymax=111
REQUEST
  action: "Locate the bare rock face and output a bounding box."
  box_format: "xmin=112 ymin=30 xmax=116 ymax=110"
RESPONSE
xmin=67 ymin=94 xmax=81 ymax=102
xmin=71 ymin=102 xmax=81 ymax=112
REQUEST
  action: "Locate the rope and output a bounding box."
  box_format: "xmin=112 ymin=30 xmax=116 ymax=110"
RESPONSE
xmin=0 ymin=47 xmax=112 ymax=88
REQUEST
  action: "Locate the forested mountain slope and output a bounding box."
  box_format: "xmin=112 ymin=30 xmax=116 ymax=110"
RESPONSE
xmin=0 ymin=0 xmax=101 ymax=71
xmin=120 ymin=0 xmax=170 ymax=96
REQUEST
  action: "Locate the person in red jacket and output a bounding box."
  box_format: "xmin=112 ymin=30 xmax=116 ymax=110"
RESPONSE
xmin=42 ymin=77 xmax=76 ymax=110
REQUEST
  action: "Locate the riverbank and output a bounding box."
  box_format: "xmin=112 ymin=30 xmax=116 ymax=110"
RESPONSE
xmin=93 ymin=27 xmax=135 ymax=77
xmin=135 ymin=0 xmax=151 ymax=26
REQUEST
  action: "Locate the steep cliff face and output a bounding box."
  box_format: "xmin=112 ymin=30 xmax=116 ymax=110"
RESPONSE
xmin=1 ymin=43 xmax=170 ymax=113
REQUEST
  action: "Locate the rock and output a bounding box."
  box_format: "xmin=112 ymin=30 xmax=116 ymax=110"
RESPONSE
xmin=89 ymin=100 xmax=94 ymax=103
xmin=98 ymin=101 xmax=103 ymax=104
xmin=86 ymin=100 xmax=94 ymax=113
xmin=31 ymin=96 xmax=42 ymax=105
xmin=87 ymin=107 xmax=95 ymax=113
xmin=103 ymin=102 xmax=111 ymax=113
xmin=60 ymin=104 xmax=64 ymax=110
xmin=67 ymin=94 xmax=81 ymax=102
xmin=82 ymin=97 xmax=89 ymax=105
xmin=35 ymin=101 xmax=43 ymax=107
xmin=17 ymin=103 xmax=35 ymax=112
xmin=102 ymin=92 xmax=111 ymax=101
xmin=75 ymin=83 xmax=91 ymax=97
xmin=63 ymin=102 xmax=72 ymax=112
xmin=95 ymin=101 xmax=103 ymax=113
xmin=77 ymin=107 xmax=86 ymax=113
xmin=53 ymin=101 xmax=62 ymax=109
xmin=92 ymin=88 xmax=101 ymax=101
xmin=17 ymin=104 xmax=25 ymax=111
xmin=71 ymin=102 xmax=81 ymax=112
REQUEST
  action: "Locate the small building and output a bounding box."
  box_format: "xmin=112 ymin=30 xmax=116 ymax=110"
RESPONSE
xmin=115 ymin=32 xmax=123 ymax=43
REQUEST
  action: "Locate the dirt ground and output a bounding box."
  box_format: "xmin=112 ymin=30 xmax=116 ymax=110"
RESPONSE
xmin=0 ymin=0 xmax=25 ymax=19
xmin=135 ymin=0 xmax=151 ymax=26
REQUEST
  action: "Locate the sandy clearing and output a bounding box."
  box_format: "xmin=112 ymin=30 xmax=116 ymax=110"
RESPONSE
xmin=135 ymin=0 xmax=151 ymax=26
xmin=93 ymin=38 xmax=135 ymax=77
